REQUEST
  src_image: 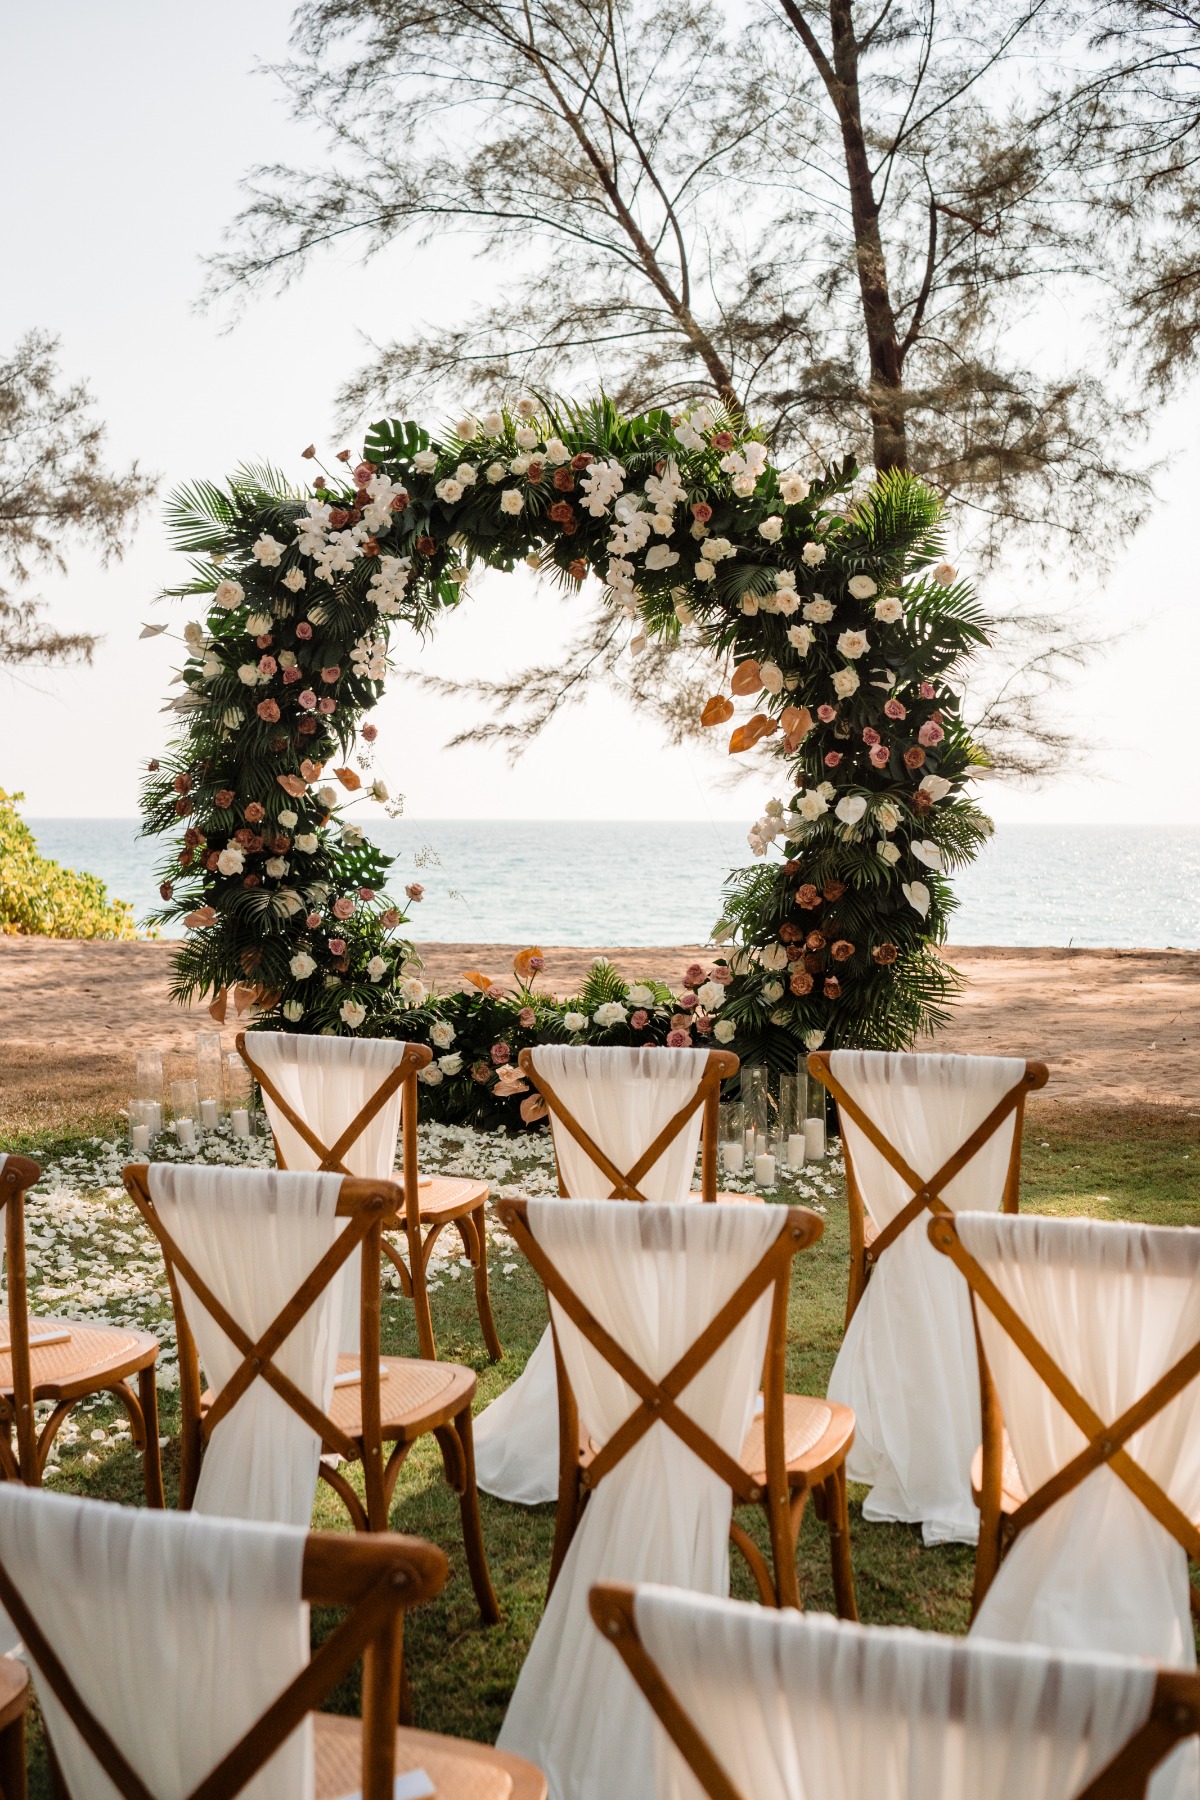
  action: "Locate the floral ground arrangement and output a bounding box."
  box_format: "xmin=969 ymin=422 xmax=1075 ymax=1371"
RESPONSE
xmin=143 ymin=396 xmax=992 ymax=1072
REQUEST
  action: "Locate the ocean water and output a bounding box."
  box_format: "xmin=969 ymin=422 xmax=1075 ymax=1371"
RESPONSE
xmin=22 ymin=818 xmax=1200 ymax=949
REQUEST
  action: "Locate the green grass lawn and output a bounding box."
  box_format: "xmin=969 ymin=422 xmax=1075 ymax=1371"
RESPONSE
xmin=4 ymin=1101 xmax=1198 ymax=1790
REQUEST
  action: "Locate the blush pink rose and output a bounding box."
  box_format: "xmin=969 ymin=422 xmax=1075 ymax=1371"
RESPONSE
xmin=919 ymin=681 xmax=935 ymax=699
xmin=380 ymin=909 xmax=400 ymax=928
xmin=296 ymin=622 xmax=314 ymax=640
xmin=318 ymin=698 xmax=336 ymax=715
xmin=333 ymin=896 xmax=355 ymax=920
xmin=684 ymin=963 xmax=706 ymax=984
xmin=666 ymin=1028 xmax=692 ymax=1047
xmin=490 ymin=1041 xmax=511 ymax=1065
xmin=327 ymin=938 xmax=347 ymax=957
xmin=677 ymin=991 xmax=699 ymax=1011
xmin=362 ymin=723 xmax=378 ymax=742
xmin=884 ymin=698 xmax=907 ymax=720
xmin=862 ymin=726 xmax=880 ymax=746
xmin=824 ymin=750 xmax=842 ymax=767
xmin=354 ymin=462 xmax=374 ymax=486
xmin=405 ymin=883 xmax=424 ymax=902
xmin=320 ymin=666 xmax=341 ymax=684
xmin=707 ymin=965 xmax=733 ymax=985
xmin=258 ymin=655 xmax=277 ymax=676
xmin=868 ymin=743 xmax=891 ymax=768
xmin=817 ymin=704 xmax=838 ymax=723
xmin=918 ymin=720 xmax=944 ymax=746
xmin=306 ymin=912 xmax=322 ymax=928
xmin=518 ymin=1006 xmax=536 ymax=1029
xmin=256 ymin=699 xmax=280 ymax=722
xmin=358 ymin=887 xmax=375 ymax=901
xmin=694 ymin=1014 xmax=713 ymax=1035
xmin=298 ymin=689 xmax=318 ymax=711
xmin=630 ymin=1009 xmax=650 ymax=1029
xmin=283 ymin=666 xmax=302 ymax=684
xmin=256 ymin=633 xmax=273 ymax=650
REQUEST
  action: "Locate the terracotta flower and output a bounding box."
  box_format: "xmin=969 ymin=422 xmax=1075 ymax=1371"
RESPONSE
xmin=684 ymin=963 xmax=706 ymax=984
xmin=795 ymin=884 xmax=822 ymax=910
xmin=789 ymin=970 xmax=814 ymax=996
xmin=256 ymin=700 xmax=281 ymax=722
xmin=214 ymin=790 xmax=235 ymax=809
xmin=416 ymin=536 xmax=438 ymax=556
xmin=570 ymin=452 xmax=595 ymax=470
xmin=806 ymin=930 xmax=827 ymax=950
xmin=173 ymin=774 xmax=191 ymax=795
xmin=779 ymin=922 xmax=803 ymax=943
xmin=174 ymin=796 xmax=193 ymax=816
xmin=548 ymin=501 xmax=574 ymax=524
xmin=568 ymin=557 xmax=588 ymax=581
xmin=380 ymin=909 xmax=400 ymax=928
xmin=472 ymin=1062 xmax=492 ymax=1084
xmin=159 ymin=882 xmax=174 ymax=900
xmin=822 ymin=880 xmax=847 ymax=902
xmin=903 ymin=745 xmax=927 ymax=769
xmin=831 ymin=939 xmax=855 ymax=962
xmin=823 ymin=976 xmax=842 ymax=999
xmin=184 ymin=827 xmax=204 ymax=847
xmin=244 ymin=802 xmax=266 ymax=823
xmin=552 ymin=468 xmax=574 ymax=491
xmin=179 ymin=849 xmax=194 ymax=869
xmin=872 ymin=942 xmax=899 ymax=965
xmin=803 ymin=951 xmax=824 ymax=974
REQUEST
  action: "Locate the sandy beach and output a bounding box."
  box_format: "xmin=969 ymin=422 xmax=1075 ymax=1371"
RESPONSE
xmin=1 ymin=936 xmax=1195 ymax=1134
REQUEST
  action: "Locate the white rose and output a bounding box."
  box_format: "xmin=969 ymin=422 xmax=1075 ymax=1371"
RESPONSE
xmin=237 ymin=663 xmax=259 ymax=686
xmin=644 ymin=544 xmax=679 ymax=571
xmin=778 ymin=473 xmax=810 ymax=505
xmin=265 ymin=857 xmax=289 ymax=877
xmin=283 ymin=568 xmax=307 ymax=592
xmin=878 ymin=841 xmax=902 ymax=865
xmin=438 ymin=1052 xmax=463 ymax=1076
xmin=694 ymin=558 xmax=716 ymax=581
xmin=435 ymin=478 xmax=464 ymax=504
xmin=293 ymin=833 xmax=318 ymax=854
xmin=371 ymin=779 xmax=389 ymax=803
xmin=628 ymin=984 xmax=655 ymax=1006
xmin=804 ymin=1030 xmax=825 ymax=1051
xmin=366 ymin=955 xmax=389 ymax=982
xmin=455 ymin=462 xmax=478 ymax=487
xmin=874 ymin=597 xmax=904 ymax=624
xmin=803 ymin=598 xmax=834 ymax=623
xmin=801 ymin=542 xmax=826 ymax=567
xmin=500 ymin=489 xmax=524 ymax=515
xmin=418 ymin=1064 xmax=444 ymax=1086
xmin=761 ymin=979 xmax=784 ymax=1003
xmin=455 ymin=418 xmax=478 ymax=441
xmin=279 ymin=809 xmax=298 ymax=828
xmin=758 ymin=942 xmax=790 ymax=972
xmin=876 ymin=800 xmax=902 ymax=832
xmin=918 ymin=774 xmax=953 ymax=803
xmin=758 ymin=515 xmax=783 ymax=542
xmin=741 ymin=594 xmax=759 ymax=616
xmin=593 ymin=1001 xmax=628 ymax=1027
xmin=774 ymin=590 xmax=800 ymax=615
xmin=544 ymin=437 xmax=571 ymax=465
xmin=277 ymin=650 xmax=296 ymax=670
xmin=202 ymin=652 xmax=223 ymax=680
xmin=835 ymin=795 xmax=868 ymax=826
xmin=183 ymin=621 xmax=206 ymax=654
xmin=697 ymin=981 xmax=724 ymax=1009
xmin=509 ymin=454 xmax=531 ymax=475
xmin=759 ymin=661 xmax=784 ymax=694
xmin=213 ymin=579 xmax=245 ymax=610
xmin=706 ymin=536 xmax=735 ymax=561
xmin=837 ymin=629 xmax=869 ymax=659
xmin=796 ymin=790 xmax=829 ymax=821
xmin=480 ymin=410 xmax=504 ymax=436
xmin=282 ymin=1000 xmax=304 ymax=1022
xmin=514 ymin=427 xmax=539 ymax=450
xmin=399 ymin=976 xmax=427 ymax=1006
xmin=713 ymin=1018 xmax=737 ymax=1043
xmin=412 ymin=450 xmax=438 ymax=474
xmin=932 ymin=561 xmax=957 ymax=585
xmin=252 ymin=535 xmax=284 ymax=567
xmin=216 ymin=846 xmax=245 ymax=876
xmin=290 ymin=951 xmax=317 ymax=979
xmin=832 ymin=666 xmax=860 ymax=698
xmin=847 ymin=574 xmax=877 ymax=599
xmin=564 ymin=1011 xmax=588 ymax=1032
xmin=515 ymin=396 xmax=538 ymax=419
xmin=430 ymin=1020 xmax=456 ymax=1048
xmin=787 ymin=624 xmax=814 ymax=656
xmin=248 ymin=612 xmax=273 ymax=636
xmin=317 ymin=785 xmax=338 ymax=809
xmin=486 ymin=461 xmax=507 ymax=483
xmin=276 ymin=889 xmax=304 ymax=917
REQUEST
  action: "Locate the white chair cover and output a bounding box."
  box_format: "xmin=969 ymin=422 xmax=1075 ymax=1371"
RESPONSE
xmin=630 ymin=1585 xmax=1158 ymax=1800
xmin=148 ymin=1164 xmax=344 ymax=1527
xmin=247 ymin=1032 xmax=412 ymax=1353
xmin=961 ymin=1213 xmax=1200 ymax=1800
xmin=826 ymin=1051 xmax=1026 ymax=1544
xmin=498 ymin=1197 xmax=785 ymax=1799
xmin=0 ymin=1483 xmax=312 ymax=1800
xmin=475 ymin=1046 xmax=711 ymax=1506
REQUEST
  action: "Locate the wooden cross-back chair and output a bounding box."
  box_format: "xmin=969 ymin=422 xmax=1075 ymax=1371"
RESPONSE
xmin=0 ymin=1156 xmax=163 ymax=1506
xmin=930 ymin=1211 xmax=1200 ymax=1621
xmin=0 ymin=1525 xmax=542 ymax=1800
xmin=807 ymin=1052 xmax=1049 ymax=1326
xmin=122 ymin=1164 xmax=499 ymax=1625
xmin=236 ymin=1031 xmax=501 ymax=1363
xmin=496 ymin=1197 xmax=857 ymax=1617
xmin=590 ymin=1582 xmax=1200 ymax=1800
xmin=515 ymin=1045 xmax=739 ymax=1204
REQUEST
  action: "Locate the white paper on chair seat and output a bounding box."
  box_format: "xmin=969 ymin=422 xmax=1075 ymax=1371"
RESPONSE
xmin=337 ymin=1773 xmax=436 ymax=1800
xmin=826 ymin=1050 xmax=1026 ymax=1545
xmin=148 ymin=1164 xmax=344 ymax=1527
xmin=0 ymin=1483 xmax=313 ymax=1800
xmin=475 ymin=1046 xmax=712 ymax=1506
xmin=498 ymin=1198 xmax=786 ymax=1799
xmin=632 ymin=1586 xmax=1158 ymax=1800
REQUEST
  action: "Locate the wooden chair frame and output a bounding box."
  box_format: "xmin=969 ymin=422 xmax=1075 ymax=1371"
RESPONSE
xmin=495 ymin=1197 xmax=829 ymax=1609
xmin=0 ymin=1527 xmax=446 ymax=1800
xmin=807 ymin=1052 xmax=1048 ymax=1327
xmin=236 ymin=1032 xmax=500 ymax=1362
xmin=515 ymin=1047 xmax=739 ymax=1204
xmin=0 ymin=1156 xmax=163 ymax=1506
xmin=590 ymin=1581 xmax=1200 ymax=1800
xmin=931 ymin=1211 xmax=1200 ymax=1620
xmin=122 ymin=1165 xmax=498 ymax=1623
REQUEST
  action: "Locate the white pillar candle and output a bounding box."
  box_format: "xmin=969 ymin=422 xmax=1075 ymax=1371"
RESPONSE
xmin=787 ymin=1133 xmax=805 ymax=1169
xmin=199 ymin=1099 xmax=219 ymax=1128
xmin=804 ymin=1116 xmax=826 ymax=1160
xmin=130 ymin=1124 xmax=151 ymax=1154
xmin=743 ymin=1127 xmax=756 ymax=1156
xmin=148 ymin=1102 xmax=163 ymax=1135
xmin=231 ymin=1108 xmax=251 ymax=1139
xmin=754 ymin=1151 xmax=776 ymax=1187
xmin=722 ymin=1140 xmax=745 ymax=1175
xmin=755 ymin=1132 xmax=767 ymax=1157
xmin=175 ymin=1118 xmax=197 ymax=1150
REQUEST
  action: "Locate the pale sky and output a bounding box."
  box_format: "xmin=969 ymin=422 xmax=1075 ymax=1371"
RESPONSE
xmin=2 ymin=1 xmax=1196 ymax=827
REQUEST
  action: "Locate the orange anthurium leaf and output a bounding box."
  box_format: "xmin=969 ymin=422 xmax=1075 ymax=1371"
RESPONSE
xmin=461 ymin=970 xmax=494 ymax=992
xmin=208 ymin=987 xmax=229 ymax=1023
xmin=513 ymin=945 xmax=545 ymax=982
xmin=254 ymin=987 xmax=281 ymax=1012
xmin=520 ymin=1093 xmax=550 ymax=1124
xmin=233 ymin=984 xmax=258 ymax=1016
xmin=780 ymin=705 xmax=813 ymax=740
xmin=700 ymin=695 xmax=735 ymax=728
xmin=184 ymin=906 xmax=218 ymax=929
xmin=730 ymin=660 xmax=762 ymax=697
xmin=728 ymin=714 xmax=779 ymax=754
xmin=239 ymin=948 xmax=263 ymax=975
xmin=276 ymin=774 xmax=307 ymax=798
xmin=299 ymin=759 xmax=324 ymax=783
xmin=334 ymin=766 xmax=362 ymax=791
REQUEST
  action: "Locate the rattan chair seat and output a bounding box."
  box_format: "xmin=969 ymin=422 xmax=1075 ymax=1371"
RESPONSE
xmin=0 ymin=1653 xmax=28 ymax=1731
xmin=970 ymin=1432 xmax=1026 ymax=1514
xmin=0 ymin=1313 xmax=158 ymax=1399
xmin=413 ymin=1175 xmax=490 ymax=1218
xmin=739 ymin=1396 xmax=855 ymax=1486
xmin=314 ymin=1713 xmax=547 ymax=1800
xmin=200 ymin=1353 xmax=476 ymax=1445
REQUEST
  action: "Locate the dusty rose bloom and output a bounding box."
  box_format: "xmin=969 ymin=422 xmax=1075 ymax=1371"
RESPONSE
xmin=362 ymin=722 xmax=378 ymax=742
xmin=903 ymin=745 xmax=926 ymax=769
xmin=296 ymin=622 xmax=314 ymax=640
xmin=518 ymin=1006 xmax=537 ymax=1029
xmin=306 ymin=912 xmax=322 ymax=929
xmin=831 ymin=939 xmax=855 ymax=962
xmin=256 ymin=658 xmax=275 ymax=681
xmin=380 ymin=909 xmax=400 ymax=928
xmin=666 ymin=1027 xmax=692 ymax=1047
xmin=919 ymin=681 xmax=936 ymax=699
xmin=678 ymin=991 xmax=699 ymax=1011
xmin=283 ymin=667 xmax=302 ymax=684
xmin=472 ymin=1061 xmax=492 ymax=1083
xmin=691 ymin=501 xmax=713 ymax=522
xmin=694 ymin=1014 xmax=713 ymax=1035
xmin=707 ymin=964 xmax=733 ymax=984
xmin=823 ymin=880 xmax=847 ymax=902
xmin=318 ymin=698 xmax=336 ymax=715
xmin=918 ymin=720 xmax=944 ymax=747
xmin=862 ymin=727 xmax=880 ymax=747
xmin=630 ymin=1009 xmax=650 ymax=1030
xmin=884 ymin=697 xmax=906 ymax=720
xmin=823 ymin=976 xmax=842 ymax=999
xmin=869 ymin=744 xmax=890 ymax=768
xmin=789 ymin=970 xmax=814 ymax=995
xmin=328 ymin=938 xmax=347 ymax=957
xmin=817 ymin=704 xmax=838 ymax=723
xmin=333 ymin=896 xmax=355 ymax=920
xmin=405 ymin=883 xmax=424 ymax=902
xmin=320 ymin=666 xmax=341 ymax=684
xmin=358 ymin=887 xmax=375 ymax=902
xmin=490 ymin=1041 xmax=511 ymax=1065
xmin=806 ymin=930 xmax=826 ymax=950
xmin=824 ymin=751 xmax=842 ymax=767
xmin=684 ymin=962 xmax=706 ymax=984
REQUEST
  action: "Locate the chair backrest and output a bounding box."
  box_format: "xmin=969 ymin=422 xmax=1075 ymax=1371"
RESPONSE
xmin=0 ymin=1482 xmax=445 ymax=1800
xmin=590 ymin=1581 xmax=1200 ymax=1800
xmin=930 ymin=1211 xmax=1200 ymax=1650
xmin=124 ymin=1163 xmax=400 ymax=1526
xmin=0 ymin=1153 xmax=41 ymax=1481
xmin=809 ymin=1051 xmax=1047 ymax=1315
xmin=516 ymin=1045 xmax=738 ymax=1203
xmin=237 ymin=1030 xmax=430 ymax=1184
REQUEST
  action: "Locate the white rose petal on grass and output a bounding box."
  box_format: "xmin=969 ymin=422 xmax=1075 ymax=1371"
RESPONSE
xmin=593 ymin=1002 xmax=628 ymax=1028
xmin=832 ymin=666 xmax=860 ymax=698
xmin=758 ymin=515 xmax=783 ymax=542
xmin=290 ymin=952 xmax=317 ymax=980
xmin=837 ymin=630 xmax=869 ymax=660
xmin=801 ymin=542 xmax=826 ymax=567
xmin=874 ymin=597 xmax=905 ymax=624
xmin=909 ymin=839 xmax=944 ymax=870
xmin=500 ymin=489 xmax=524 ymax=516
xmin=918 ymin=774 xmax=953 ymax=803
xmin=847 ymin=574 xmax=877 ymax=600
xmin=564 ymin=1011 xmax=588 ymax=1032
xmin=213 ymin=579 xmax=245 ymax=611
xmin=835 ymin=795 xmax=868 ymax=826
xmin=901 ymin=881 xmax=931 ymax=918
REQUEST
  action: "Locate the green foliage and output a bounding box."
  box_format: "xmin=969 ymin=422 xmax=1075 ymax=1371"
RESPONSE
xmin=0 ymin=791 xmax=138 ymax=940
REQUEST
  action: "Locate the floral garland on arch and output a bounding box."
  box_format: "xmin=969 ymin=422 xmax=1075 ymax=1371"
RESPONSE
xmin=142 ymin=394 xmax=992 ymax=1086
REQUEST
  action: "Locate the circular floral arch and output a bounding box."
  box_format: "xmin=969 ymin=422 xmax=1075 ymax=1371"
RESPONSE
xmin=144 ymin=395 xmax=991 ymax=1094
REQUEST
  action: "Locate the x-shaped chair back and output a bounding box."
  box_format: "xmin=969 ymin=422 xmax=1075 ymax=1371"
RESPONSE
xmin=516 ymin=1047 xmax=739 ymax=1203
xmin=808 ymin=1051 xmax=1048 ymax=1324
xmin=0 ymin=1517 xmax=445 ymax=1800
xmin=0 ymin=1154 xmax=42 ymax=1479
xmin=930 ymin=1212 xmax=1200 ymax=1614
xmin=589 ymin=1583 xmax=1200 ymax=1800
xmin=124 ymin=1164 xmax=400 ymax=1516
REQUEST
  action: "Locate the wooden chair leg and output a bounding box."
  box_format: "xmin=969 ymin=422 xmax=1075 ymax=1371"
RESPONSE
xmin=0 ymin=1709 xmax=25 ymax=1800
xmin=767 ymin=1483 xmax=803 ymax=1610
xmin=409 ymin=1225 xmax=438 ymax=1364
xmin=136 ymin=1368 xmax=165 ymax=1509
xmin=466 ymin=1205 xmax=503 ymax=1362
xmin=450 ymin=1404 xmax=500 ymax=1625
xmin=825 ymin=1462 xmax=858 ymax=1621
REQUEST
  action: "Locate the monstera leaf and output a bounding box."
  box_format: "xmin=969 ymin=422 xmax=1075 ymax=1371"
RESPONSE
xmin=364 ymin=418 xmax=430 ymax=464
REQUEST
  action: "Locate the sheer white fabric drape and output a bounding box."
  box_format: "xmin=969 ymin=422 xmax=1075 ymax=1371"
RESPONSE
xmin=475 ymin=1046 xmax=711 ymax=1506
xmin=827 ymin=1051 xmax=1026 ymax=1543
xmin=248 ymin=1031 xmax=411 ymax=1353
xmin=0 ymin=1484 xmax=312 ymax=1800
xmin=148 ymin=1164 xmax=344 ymax=1526
xmin=960 ymin=1213 xmax=1200 ymax=1800
xmin=498 ymin=1197 xmax=784 ymax=1799
xmin=631 ymin=1585 xmax=1158 ymax=1800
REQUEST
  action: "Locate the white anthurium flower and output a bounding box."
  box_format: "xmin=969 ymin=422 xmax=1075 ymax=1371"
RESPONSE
xmin=909 ymin=839 xmax=944 ymax=870
xmin=801 ymin=542 xmax=825 ymax=566
xmin=278 ymin=809 xmax=299 ymax=828
xmin=835 ymin=794 xmax=868 ymax=826
xmin=366 ymin=955 xmax=389 ymax=982
xmin=759 ymin=661 xmax=784 ymax=694
xmin=283 ymin=1000 xmax=304 ymax=1022
xmin=832 ymin=666 xmax=860 ymax=698
xmin=438 ymin=1052 xmax=463 ymax=1075
xmin=371 ymin=779 xmax=389 ymax=803
xmin=290 ymin=952 xmax=317 ymax=979
xmin=593 ymin=1001 xmax=628 ymax=1027
xmin=674 ymin=597 xmax=695 ymax=624
xmin=758 ymin=942 xmax=790 ymax=972
xmin=628 ymin=984 xmax=655 ymax=1006
xmin=778 ymin=472 xmax=810 ymax=505
xmin=847 ymin=574 xmax=877 ymax=599
xmin=412 ymin=450 xmax=438 ymax=474
xmin=500 ymin=489 xmax=524 ymax=515
xmin=713 ymin=1018 xmax=737 ymax=1043
xmin=758 ymin=515 xmax=783 ymax=542
xmin=762 ymin=980 xmax=785 ymax=1003
xmin=697 ymin=980 xmax=724 ymax=1009
xmin=918 ymin=774 xmax=953 ymax=802
xmin=804 ymin=1030 xmax=825 ymax=1051
xmin=564 ymin=1011 xmax=588 ymax=1032
xmin=643 ymin=544 xmax=679 ymax=571
xmin=213 ymin=580 xmax=245 ymax=611
xmin=874 ymin=597 xmax=904 ymax=624
xmin=878 ymin=841 xmax=901 ymax=865
xmin=787 ymin=623 xmax=815 ymax=656
xmin=803 ymin=598 xmax=834 ymax=623
xmin=430 ymin=1021 xmax=456 ymax=1048
xmin=837 ymin=629 xmax=869 ymax=659
xmin=902 ymin=880 xmax=931 ymax=918
xmin=252 ymin=535 xmax=285 ymax=567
